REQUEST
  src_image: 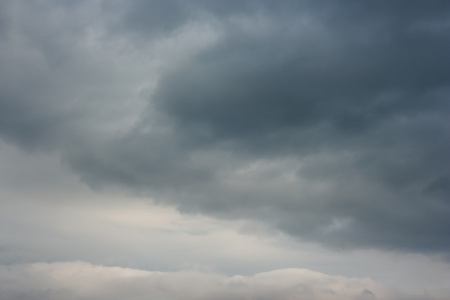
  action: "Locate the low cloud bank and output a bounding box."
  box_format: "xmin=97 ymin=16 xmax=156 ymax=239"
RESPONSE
xmin=0 ymin=261 xmax=442 ymax=300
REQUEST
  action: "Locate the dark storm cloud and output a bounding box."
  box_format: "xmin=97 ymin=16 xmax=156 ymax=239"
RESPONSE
xmin=103 ymin=0 xmax=262 ymax=39
xmin=155 ymin=3 xmax=450 ymax=143
xmin=150 ymin=0 xmax=450 ymax=251
xmin=1 ymin=1 xmax=450 ymax=253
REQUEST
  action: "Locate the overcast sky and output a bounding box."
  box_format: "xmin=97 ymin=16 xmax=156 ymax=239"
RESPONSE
xmin=1 ymin=1 xmax=450 ymax=299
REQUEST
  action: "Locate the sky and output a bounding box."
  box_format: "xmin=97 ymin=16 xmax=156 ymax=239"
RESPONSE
xmin=0 ymin=0 xmax=450 ymax=299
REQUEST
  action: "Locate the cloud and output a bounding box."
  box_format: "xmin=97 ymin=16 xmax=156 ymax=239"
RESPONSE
xmin=0 ymin=261 xmax=441 ymax=300
xmin=0 ymin=0 xmax=449 ymax=254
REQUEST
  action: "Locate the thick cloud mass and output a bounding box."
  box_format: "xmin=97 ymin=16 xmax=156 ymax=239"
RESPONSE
xmin=1 ymin=1 xmax=450 ymax=253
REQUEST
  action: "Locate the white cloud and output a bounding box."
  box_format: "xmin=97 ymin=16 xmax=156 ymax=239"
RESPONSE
xmin=0 ymin=261 xmax=439 ymax=300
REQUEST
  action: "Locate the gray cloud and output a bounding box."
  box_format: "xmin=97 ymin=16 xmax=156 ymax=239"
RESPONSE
xmin=1 ymin=0 xmax=449 ymax=254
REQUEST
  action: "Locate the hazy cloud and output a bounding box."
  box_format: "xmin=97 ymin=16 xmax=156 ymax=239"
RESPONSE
xmin=0 ymin=262 xmax=441 ymax=300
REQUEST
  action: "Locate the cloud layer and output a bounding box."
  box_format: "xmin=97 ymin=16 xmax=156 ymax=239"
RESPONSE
xmin=0 ymin=261 xmax=442 ymax=300
xmin=0 ymin=0 xmax=449 ymax=254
